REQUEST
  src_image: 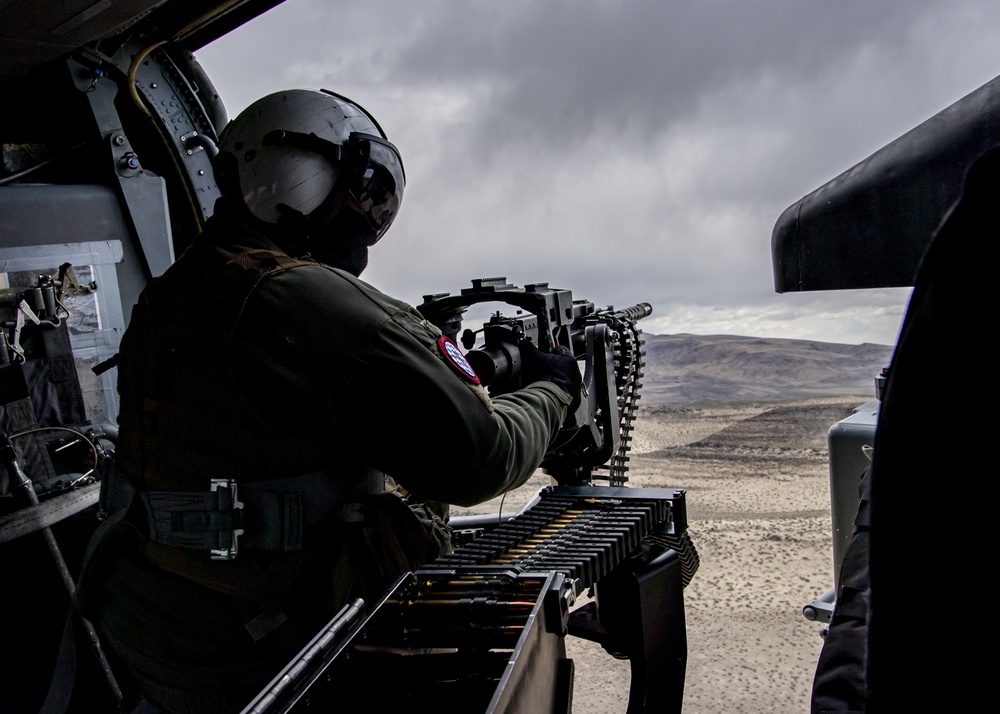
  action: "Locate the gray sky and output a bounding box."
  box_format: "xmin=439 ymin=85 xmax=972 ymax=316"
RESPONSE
xmin=196 ymin=0 xmax=1000 ymax=346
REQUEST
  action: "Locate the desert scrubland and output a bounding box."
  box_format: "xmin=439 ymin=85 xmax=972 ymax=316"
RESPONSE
xmin=456 ymin=395 xmax=869 ymax=713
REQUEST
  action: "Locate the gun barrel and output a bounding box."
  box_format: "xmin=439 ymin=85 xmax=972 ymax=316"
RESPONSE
xmin=613 ymin=303 xmax=653 ymax=322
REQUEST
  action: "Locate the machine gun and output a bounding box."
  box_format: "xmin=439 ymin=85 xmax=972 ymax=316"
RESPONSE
xmin=241 ymin=279 xmax=698 ymax=714
xmin=417 ymin=277 xmax=652 ymax=487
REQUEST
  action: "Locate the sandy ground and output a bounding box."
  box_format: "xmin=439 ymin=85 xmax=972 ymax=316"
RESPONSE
xmin=454 ymin=395 xmax=869 ymax=713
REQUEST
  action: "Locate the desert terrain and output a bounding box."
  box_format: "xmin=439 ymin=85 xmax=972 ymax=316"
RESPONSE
xmin=455 ymin=394 xmax=871 ymax=713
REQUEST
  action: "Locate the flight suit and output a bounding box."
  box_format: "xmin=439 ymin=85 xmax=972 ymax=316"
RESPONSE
xmin=88 ymin=210 xmax=571 ymax=712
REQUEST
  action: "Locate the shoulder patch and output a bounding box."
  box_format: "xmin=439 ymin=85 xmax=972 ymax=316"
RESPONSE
xmin=437 ymin=335 xmax=481 ymax=385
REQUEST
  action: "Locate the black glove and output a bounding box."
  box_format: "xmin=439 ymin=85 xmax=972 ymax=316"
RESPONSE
xmin=520 ymin=342 xmax=582 ymax=412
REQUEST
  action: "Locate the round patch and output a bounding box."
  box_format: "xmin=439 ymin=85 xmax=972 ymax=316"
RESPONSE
xmin=438 ymin=335 xmax=481 ymax=385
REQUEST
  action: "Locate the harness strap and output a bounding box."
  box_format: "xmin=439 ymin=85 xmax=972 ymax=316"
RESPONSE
xmin=139 ymin=479 xmax=243 ymax=558
xmin=114 ymin=468 xmax=381 ymax=559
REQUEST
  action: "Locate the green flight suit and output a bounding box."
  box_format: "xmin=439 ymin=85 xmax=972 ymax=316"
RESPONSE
xmin=90 ymin=212 xmax=570 ymax=712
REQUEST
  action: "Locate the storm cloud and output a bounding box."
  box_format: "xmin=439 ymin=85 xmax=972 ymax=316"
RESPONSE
xmin=198 ymin=0 xmax=1000 ymax=345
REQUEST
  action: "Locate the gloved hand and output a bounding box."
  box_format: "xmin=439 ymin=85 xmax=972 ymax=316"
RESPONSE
xmin=520 ymin=342 xmax=582 ymax=412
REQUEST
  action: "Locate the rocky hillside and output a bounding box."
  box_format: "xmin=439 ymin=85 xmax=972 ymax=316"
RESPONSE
xmin=638 ymin=333 xmax=894 ymax=404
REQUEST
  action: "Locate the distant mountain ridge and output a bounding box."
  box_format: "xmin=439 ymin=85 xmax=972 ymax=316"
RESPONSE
xmin=638 ymin=333 xmax=894 ymax=404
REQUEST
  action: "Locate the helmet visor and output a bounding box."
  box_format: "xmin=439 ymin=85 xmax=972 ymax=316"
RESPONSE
xmin=348 ymin=135 xmax=405 ymax=244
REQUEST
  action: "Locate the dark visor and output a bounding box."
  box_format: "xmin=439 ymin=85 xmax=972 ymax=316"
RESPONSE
xmin=261 ymin=128 xmax=405 ymax=244
xmin=348 ymin=135 xmax=405 ymax=243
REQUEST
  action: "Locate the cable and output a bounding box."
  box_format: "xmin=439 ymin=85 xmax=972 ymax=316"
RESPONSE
xmin=5 ymin=426 xmax=101 ymax=478
xmin=126 ymin=40 xmax=167 ymax=116
xmin=0 ymin=142 xmax=90 ymax=187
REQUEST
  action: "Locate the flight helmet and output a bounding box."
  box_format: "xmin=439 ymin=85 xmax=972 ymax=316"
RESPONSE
xmin=216 ymin=88 xmax=405 ymax=249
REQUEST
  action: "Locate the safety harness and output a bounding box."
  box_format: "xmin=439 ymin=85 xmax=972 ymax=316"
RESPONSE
xmin=108 ymin=248 xmax=378 ymax=563
xmin=113 ymin=468 xmax=376 ymax=559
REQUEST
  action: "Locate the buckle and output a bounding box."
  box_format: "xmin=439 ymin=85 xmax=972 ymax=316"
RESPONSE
xmin=210 ymin=479 xmax=244 ymax=560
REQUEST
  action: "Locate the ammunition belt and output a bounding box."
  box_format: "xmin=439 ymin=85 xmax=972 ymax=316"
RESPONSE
xmin=593 ymin=314 xmax=646 ymax=486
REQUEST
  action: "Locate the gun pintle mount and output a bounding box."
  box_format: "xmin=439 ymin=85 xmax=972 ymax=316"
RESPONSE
xmin=418 ymin=278 xmax=651 ymax=487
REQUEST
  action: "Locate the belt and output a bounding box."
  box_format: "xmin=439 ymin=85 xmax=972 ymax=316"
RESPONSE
xmin=118 ymin=469 xmax=382 ymax=560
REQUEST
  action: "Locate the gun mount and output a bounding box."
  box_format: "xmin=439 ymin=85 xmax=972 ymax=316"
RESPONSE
xmin=419 ymin=278 xmax=652 ymax=487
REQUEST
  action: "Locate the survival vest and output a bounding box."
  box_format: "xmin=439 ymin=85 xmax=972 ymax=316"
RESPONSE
xmin=116 ymin=247 xmax=330 ymax=489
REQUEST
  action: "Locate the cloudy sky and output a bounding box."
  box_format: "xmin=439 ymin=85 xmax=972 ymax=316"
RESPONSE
xmin=196 ymin=0 xmax=1000 ymax=346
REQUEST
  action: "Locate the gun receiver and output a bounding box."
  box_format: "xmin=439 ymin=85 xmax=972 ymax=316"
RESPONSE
xmin=418 ymin=278 xmax=651 ymax=486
